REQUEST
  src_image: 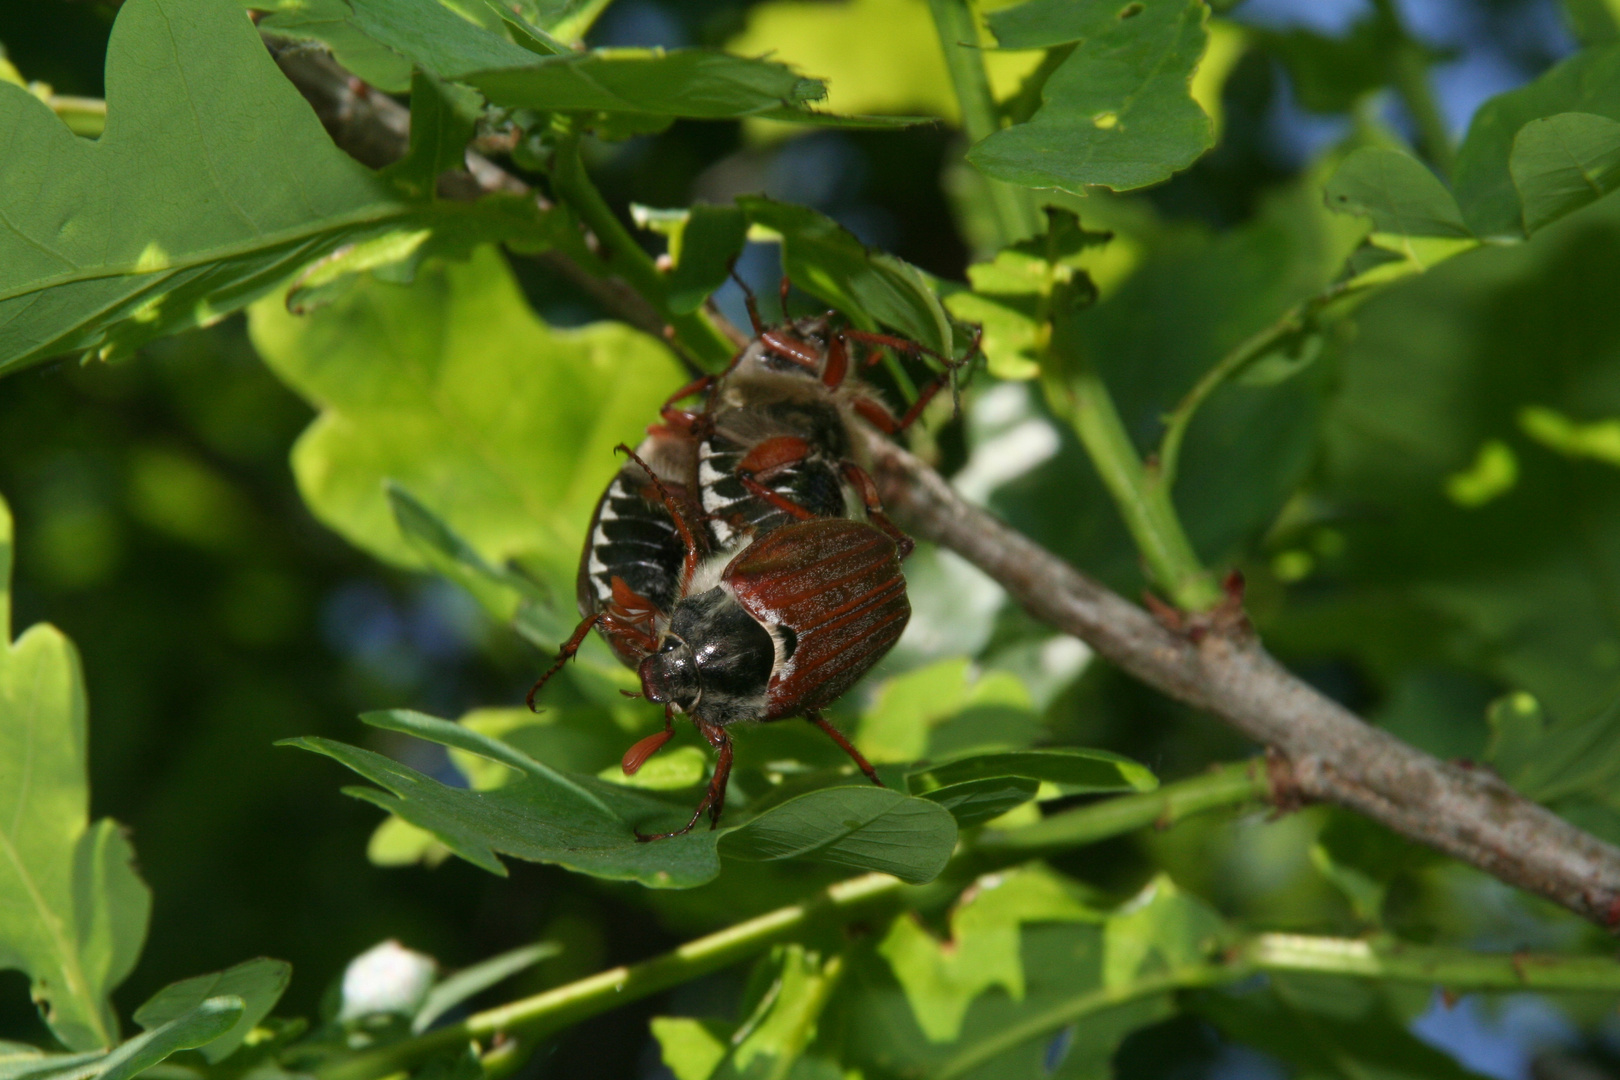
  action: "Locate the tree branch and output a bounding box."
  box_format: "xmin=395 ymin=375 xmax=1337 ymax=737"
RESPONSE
xmin=269 ymin=38 xmax=1620 ymax=929
xmin=864 ymin=430 xmax=1620 ymax=928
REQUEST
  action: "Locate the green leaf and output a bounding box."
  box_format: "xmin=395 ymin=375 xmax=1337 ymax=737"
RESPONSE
xmin=248 ymin=245 xmax=685 ymax=608
xmin=132 ymin=958 xmax=291 ymax=1063
xmin=467 ymin=50 xmax=826 ymax=122
xmin=255 ymin=0 xmax=416 ymax=92
xmin=285 ymin=712 xmax=957 ymax=886
xmin=909 ymin=748 xmax=1157 ymax=795
xmin=1510 ymin=112 xmax=1620 ymax=234
xmin=0 ymin=493 xmax=151 ymax=1051
xmin=650 ymin=1017 xmax=731 ymax=1080
xmin=412 ymin=941 xmax=560 ymax=1033
xmin=720 ymin=786 xmax=957 ymax=884
xmin=1014 ymin=175 xmax=1363 ymax=594
xmin=663 ymin=205 xmax=749 ymax=315
xmin=385 ymin=73 xmax=485 ymax=199
xmin=1100 ymin=875 xmax=1226 ymax=989
xmin=877 ymin=866 xmax=1097 ymax=1042
xmin=340 ymin=0 xmax=543 ymax=80
xmin=1323 ymin=147 xmax=1473 ymax=238
xmin=1484 ymin=692 xmax=1620 ymax=803
xmin=738 ymin=197 xmax=955 ymax=354
xmin=920 ymin=776 xmax=1041 ymax=827
xmin=97 ymin=997 xmax=245 ymax=1080
xmin=0 ymin=0 xmax=409 ymax=379
xmin=1292 ymin=196 xmax=1620 ymax=722
xmin=857 ymin=658 xmax=1040 ymax=765
xmin=945 ymin=207 xmax=1111 ymax=381
xmin=970 ymin=0 xmax=1213 ymax=194
xmin=1454 ymin=41 xmax=1620 ymax=238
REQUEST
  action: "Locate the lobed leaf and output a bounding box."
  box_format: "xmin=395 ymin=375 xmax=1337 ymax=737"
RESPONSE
xmin=970 ymin=0 xmax=1213 ymax=195
xmin=249 ymin=246 xmax=685 ymax=607
xmin=0 ymin=0 xmax=410 ymax=379
xmin=0 ymin=494 xmax=151 ymax=1052
xmin=286 ymin=711 xmax=958 ymax=887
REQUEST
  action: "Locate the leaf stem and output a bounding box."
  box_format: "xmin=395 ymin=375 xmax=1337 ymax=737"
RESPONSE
xmin=547 ymin=132 xmax=735 ymax=366
xmin=1157 ymin=281 xmax=1356 ymax=491
xmin=1053 ymin=361 xmax=1221 ymax=610
xmin=936 ymin=935 xmax=1620 ymax=1078
xmin=971 ymin=761 xmax=1268 ymax=863
xmin=923 ymin=0 xmax=1042 ymax=247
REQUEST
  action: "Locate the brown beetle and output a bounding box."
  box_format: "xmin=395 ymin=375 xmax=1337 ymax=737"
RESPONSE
xmin=693 ymin=279 xmax=980 ymax=554
xmin=532 ymin=447 xmax=908 ymax=839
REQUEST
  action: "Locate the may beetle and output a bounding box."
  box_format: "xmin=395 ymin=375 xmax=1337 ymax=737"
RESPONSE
xmin=532 ymin=447 xmax=909 ymax=839
xmin=691 ymin=278 xmax=979 ymax=554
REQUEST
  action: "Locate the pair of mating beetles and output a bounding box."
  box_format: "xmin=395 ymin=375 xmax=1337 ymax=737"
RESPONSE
xmin=528 ymin=282 xmax=978 ymax=840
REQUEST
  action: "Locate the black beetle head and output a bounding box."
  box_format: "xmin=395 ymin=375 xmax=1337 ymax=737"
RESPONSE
xmin=637 ymin=587 xmax=775 ymax=725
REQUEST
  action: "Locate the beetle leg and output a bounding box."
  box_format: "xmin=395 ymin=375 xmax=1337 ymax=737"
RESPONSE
xmin=704 ymin=723 xmax=734 ymax=829
xmin=839 ymin=461 xmax=915 ymax=559
xmin=634 ymin=721 xmax=733 ymax=841
xmin=738 ymin=475 xmax=819 ymax=522
xmin=852 ymin=395 xmax=902 ymax=435
xmin=822 ymin=331 xmax=849 ymax=389
xmin=732 ymin=267 xmax=766 ymax=336
xmin=622 ymin=707 xmax=677 ymax=775
xmin=526 ymin=613 xmax=602 ymax=710
xmin=807 ymin=710 xmax=883 ymax=786
xmin=845 ymin=324 xmax=984 ymax=432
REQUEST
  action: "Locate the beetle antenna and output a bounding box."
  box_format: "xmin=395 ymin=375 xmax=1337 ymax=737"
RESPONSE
xmin=729 ymin=263 xmax=765 ymax=336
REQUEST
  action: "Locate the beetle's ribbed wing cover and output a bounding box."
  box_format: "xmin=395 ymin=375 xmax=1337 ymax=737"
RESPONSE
xmin=723 ymin=519 xmax=909 ymax=719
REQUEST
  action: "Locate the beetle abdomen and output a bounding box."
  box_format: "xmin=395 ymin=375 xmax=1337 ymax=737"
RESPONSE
xmin=723 ymin=519 xmax=910 ymax=719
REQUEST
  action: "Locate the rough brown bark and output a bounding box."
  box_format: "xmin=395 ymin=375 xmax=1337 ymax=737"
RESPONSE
xmin=270 ymin=37 xmax=1620 ymax=928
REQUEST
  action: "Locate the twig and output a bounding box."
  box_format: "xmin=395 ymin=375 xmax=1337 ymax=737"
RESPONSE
xmin=267 ymin=41 xmax=672 ymax=343
xmin=268 ymin=38 xmax=1620 ymax=929
xmin=865 ymin=430 xmax=1620 ymax=928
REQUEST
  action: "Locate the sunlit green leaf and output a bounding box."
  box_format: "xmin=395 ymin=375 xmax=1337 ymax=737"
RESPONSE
xmin=971 ymin=0 xmax=1212 ymax=194
xmin=858 ymin=658 xmax=1039 ymax=765
xmin=249 ymin=245 xmax=684 ymax=608
xmin=878 ymin=866 xmax=1097 ymax=1042
xmin=0 ymin=494 xmax=151 ymax=1052
xmin=0 ymin=0 xmax=409 ymax=379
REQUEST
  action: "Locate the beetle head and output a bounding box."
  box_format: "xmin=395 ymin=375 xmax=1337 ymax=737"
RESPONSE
xmin=637 ymin=587 xmax=774 ymax=725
